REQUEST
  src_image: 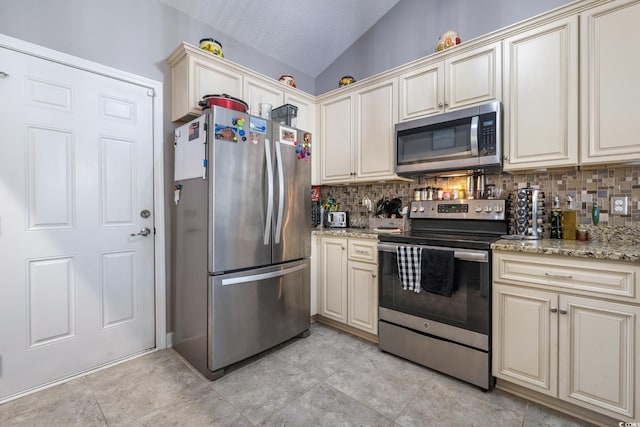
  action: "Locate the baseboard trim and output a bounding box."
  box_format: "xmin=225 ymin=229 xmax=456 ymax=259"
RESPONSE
xmin=495 ymin=380 xmax=620 ymax=427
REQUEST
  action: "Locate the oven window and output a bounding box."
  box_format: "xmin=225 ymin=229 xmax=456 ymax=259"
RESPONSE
xmin=397 ymin=119 xmax=472 ymax=164
xmin=379 ymin=248 xmax=490 ymax=335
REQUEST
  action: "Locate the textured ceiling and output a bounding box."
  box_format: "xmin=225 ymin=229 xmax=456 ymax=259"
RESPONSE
xmin=159 ymin=0 xmax=400 ymax=77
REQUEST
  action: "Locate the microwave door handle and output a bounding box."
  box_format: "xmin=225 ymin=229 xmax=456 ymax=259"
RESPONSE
xmin=470 ymin=116 xmax=479 ymax=157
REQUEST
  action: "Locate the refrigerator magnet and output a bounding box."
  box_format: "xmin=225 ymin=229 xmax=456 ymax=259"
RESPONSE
xmin=249 ymin=117 xmax=267 ymax=135
xmin=279 ymin=126 xmax=296 ymax=146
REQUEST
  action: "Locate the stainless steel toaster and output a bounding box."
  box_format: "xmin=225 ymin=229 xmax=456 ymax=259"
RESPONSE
xmin=326 ymin=211 xmax=349 ymax=228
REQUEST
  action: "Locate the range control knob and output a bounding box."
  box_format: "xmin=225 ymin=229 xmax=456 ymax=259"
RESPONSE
xmin=494 ymin=205 xmax=503 ymax=213
xmin=475 ymin=206 xmax=482 ymax=213
xmin=484 ymin=206 xmax=493 ymax=212
xmin=418 ymin=206 xmax=425 ymax=212
xmin=411 ymin=206 xmax=418 ymax=212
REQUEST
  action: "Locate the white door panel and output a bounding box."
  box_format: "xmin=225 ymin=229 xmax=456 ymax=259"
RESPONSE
xmin=0 ymin=46 xmax=155 ymax=400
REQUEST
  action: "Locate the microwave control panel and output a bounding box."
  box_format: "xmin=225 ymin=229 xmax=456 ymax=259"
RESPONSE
xmin=478 ymin=112 xmax=497 ymax=156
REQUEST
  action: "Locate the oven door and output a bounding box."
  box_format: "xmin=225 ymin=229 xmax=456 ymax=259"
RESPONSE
xmin=378 ymin=242 xmax=491 ymax=349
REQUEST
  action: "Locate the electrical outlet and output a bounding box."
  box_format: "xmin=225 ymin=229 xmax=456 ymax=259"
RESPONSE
xmin=610 ymin=196 xmax=629 ymax=215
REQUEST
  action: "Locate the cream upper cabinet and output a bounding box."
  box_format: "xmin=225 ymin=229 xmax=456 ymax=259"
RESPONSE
xmin=580 ymin=0 xmax=640 ymax=164
xmin=355 ymin=78 xmax=399 ymax=181
xmin=320 ymin=77 xmax=405 ymax=184
xmin=399 ymin=42 xmax=501 ymax=121
xmin=492 ymin=251 xmax=640 ymax=422
xmin=168 ymin=46 xmax=243 ymax=121
xmin=243 ymin=76 xmax=284 ymax=117
xmin=320 ymin=93 xmax=354 ymax=183
xmin=502 ymin=16 xmax=579 ymax=171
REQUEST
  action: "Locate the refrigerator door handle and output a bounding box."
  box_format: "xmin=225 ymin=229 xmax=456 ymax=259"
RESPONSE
xmin=264 ymin=138 xmax=274 ymax=245
xmin=274 ymin=141 xmax=285 ymax=244
xmin=220 ymin=263 xmax=307 ymax=286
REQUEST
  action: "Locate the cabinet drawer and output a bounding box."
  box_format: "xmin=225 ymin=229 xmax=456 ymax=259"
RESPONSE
xmin=494 ymin=251 xmax=639 ymax=301
xmin=348 ymin=239 xmax=378 ymax=263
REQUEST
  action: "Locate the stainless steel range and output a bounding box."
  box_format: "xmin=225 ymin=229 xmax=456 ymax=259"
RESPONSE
xmin=377 ymin=199 xmax=507 ymax=390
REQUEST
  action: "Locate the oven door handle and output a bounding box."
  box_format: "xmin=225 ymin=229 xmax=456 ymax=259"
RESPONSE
xmin=377 ymin=243 xmax=488 ymax=263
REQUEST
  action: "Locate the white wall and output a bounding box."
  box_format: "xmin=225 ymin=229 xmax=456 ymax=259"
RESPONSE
xmin=315 ymin=0 xmax=574 ymax=94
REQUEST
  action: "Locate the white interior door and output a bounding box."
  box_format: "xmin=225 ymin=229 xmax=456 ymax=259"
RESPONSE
xmin=0 ymin=46 xmax=156 ymax=400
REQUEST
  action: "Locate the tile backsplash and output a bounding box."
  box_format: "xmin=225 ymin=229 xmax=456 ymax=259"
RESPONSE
xmin=320 ymin=165 xmax=640 ymax=237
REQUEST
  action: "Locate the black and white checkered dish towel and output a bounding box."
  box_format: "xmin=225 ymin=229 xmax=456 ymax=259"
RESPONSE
xmin=396 ymin=246 xmax=421 ymax=293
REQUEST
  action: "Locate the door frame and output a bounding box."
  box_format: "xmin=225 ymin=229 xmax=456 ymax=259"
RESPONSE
xmin=0 ymin=33 xmax=167 ymax=350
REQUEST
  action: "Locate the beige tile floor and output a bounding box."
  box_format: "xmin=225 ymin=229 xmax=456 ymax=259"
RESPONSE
xmin=0 ymin=322 xmax=595 ymax=426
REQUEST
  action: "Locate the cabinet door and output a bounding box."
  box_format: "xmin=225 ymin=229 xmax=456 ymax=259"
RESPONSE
xmin=347 ymin=260 xmax=378 ymax=335
xmin=580 ymin=0 xmax=640 ymax=164
xmin=171 ymin=55 xmax=243 ymax=121
xmin=399 ymin=63 xmax=443 ymax=121
xmin=445 ymin=41 xmax=502 ymax=111
xmin=355 ymin=78 xmax=398 ymax=180
xmin=319 ymin=237 xmax=348 ymax=323
xmin=320 ymin=94 xmax=354 ymax=183
xmin=244 ymin=77 xmax=284 ymax=117
xmin=559 ymin=295 xmax=639 ymax=419
xmin=493 ymin=284 xmax=558 ymax=396
xmin=503 ymin=17 xmax=578 ymax=170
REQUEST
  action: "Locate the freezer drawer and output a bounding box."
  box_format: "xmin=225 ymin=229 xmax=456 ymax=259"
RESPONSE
xmin=208 ymin=259 xmax=310 ymax=372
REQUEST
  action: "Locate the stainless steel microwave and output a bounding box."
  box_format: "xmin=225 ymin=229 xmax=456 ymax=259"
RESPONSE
xmin=395 ymin=102 xmax=502 ymax=175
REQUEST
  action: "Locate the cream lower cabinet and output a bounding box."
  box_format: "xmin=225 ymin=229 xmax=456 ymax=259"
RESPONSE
xmin=502 ymin=16 xmax=579 ymax=170
xmin=318 ymin=236 xmax=378 ymax=335
xmin=580 ymin=0 xmax=640 ymax=164
xmin=493 ymin=251 xmax=640 ymax=421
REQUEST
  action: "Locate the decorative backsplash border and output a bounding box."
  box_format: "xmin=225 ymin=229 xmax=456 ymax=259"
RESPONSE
xmin=320 ymin=165 xmax=640 ymax=238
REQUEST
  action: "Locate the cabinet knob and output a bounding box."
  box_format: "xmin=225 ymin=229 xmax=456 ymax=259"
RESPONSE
xmin=550 ymin=307 xmax=558 ymax=313
xmin=503 ymin=155 xmax=510 ymax=161
xmin=438 ymin=102 xmax=444 ymax=109
xmin=371 ymin=273 xmax=377 ymax=278
xmin=444 ymin=101 xmax=449 ymax=107
xmin=559 ymin=309 xmax=568 ymax=315
xmin=342 ymin=246 xmax=346 ymax=250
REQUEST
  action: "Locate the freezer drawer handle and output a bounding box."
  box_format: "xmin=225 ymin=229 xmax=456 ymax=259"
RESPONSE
xmin=221 ymin=263 xmax=307 ymax=286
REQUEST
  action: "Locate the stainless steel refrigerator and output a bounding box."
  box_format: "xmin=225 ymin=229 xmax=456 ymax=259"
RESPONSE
xmin=173 ymin=106 xmax=311 ymax=379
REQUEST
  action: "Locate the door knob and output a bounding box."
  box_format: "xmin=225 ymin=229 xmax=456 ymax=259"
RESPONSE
xmin=130 ymin=227 xmax=151 ymax=237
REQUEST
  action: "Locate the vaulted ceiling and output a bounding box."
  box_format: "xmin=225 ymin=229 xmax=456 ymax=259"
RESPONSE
xmin=159 ymin=0 xmax=400 ymax=77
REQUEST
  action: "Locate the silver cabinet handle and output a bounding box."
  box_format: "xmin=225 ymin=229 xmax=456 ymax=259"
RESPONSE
xmin=550 ymin=307 xmax=558 ymax=313
xmin=545 ymin=272 xmax=573 ymax=279
xmin=130 ymin=227 xmax=151 ymax=237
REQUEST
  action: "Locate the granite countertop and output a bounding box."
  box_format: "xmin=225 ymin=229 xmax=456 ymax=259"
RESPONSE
xmin=312 ymin=227 xmax=384 ymax=240
xmin=491 ymin=238 xmax=640 ymax=262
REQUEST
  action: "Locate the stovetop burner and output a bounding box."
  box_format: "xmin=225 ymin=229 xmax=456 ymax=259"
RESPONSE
xmin=378 ymin=230 xmax=501 ymax=250
xmin=378 ymin=200 xmax=509 ymax=250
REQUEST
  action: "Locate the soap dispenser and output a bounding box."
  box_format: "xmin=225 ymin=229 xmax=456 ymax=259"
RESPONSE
xmin=562 ymin=195 xmax=577 ymax=240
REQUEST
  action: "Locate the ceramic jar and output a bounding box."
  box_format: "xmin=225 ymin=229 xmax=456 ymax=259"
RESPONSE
xmin=200 ymin=38 xmax=224 ymax=58
xmin=339 ymin=75 xmax=356 ymax=87
xmin=436 ymin=30 xmax=461 ymax=52
xmin=279 ymin=75 xmax=296 ymax=88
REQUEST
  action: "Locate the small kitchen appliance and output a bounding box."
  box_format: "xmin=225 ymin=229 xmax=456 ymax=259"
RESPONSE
xmin=508 ymin=188 xmax=545 ymax=239
xmin=377 ymin=198 xmax=508 ymax=390
xmin=395 ymin=101 xmax=502 ymax=175
xmin=326 ymin=211 xmax=348 ymax=228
